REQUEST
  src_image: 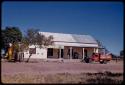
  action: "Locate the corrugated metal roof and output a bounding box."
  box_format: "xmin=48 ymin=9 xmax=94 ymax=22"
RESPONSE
xmin=39 ymin=32 xmax=98 ymax=44
xmin=72 ymin=34 xmax=97 ymax=44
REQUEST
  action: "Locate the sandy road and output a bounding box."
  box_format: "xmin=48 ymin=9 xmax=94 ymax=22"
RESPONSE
xmin=1 ymin=59 xmax=123 ymax=75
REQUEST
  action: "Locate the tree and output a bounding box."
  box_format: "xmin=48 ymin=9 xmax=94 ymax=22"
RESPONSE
xmin=1 ymin=30 xmax=5 ymax=49
xmin=2 ymin=27 xmax=53 ymax=62
xmin=5 ymin=27 xmax=22 ymax=42
xmin=35 ymin=32 xmax=46 ymax=48
xmin=44 ymin=35 xmax=54 ymax=46
xmin=2 ymin=27 xmax=22 ymax=56
xmin=96 ymin=39 xmax=109 ymax=54
xmin=25 ymin=28 xmax=39 ymax=45
xmin=22 ymin=28 xmax=54 ymax=62
xmin=2 ymin=27 xmax=22 ymax=47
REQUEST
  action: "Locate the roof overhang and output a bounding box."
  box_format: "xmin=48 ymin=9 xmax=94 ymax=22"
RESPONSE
xmin=54 ymin=42 xmax=98 ymax=48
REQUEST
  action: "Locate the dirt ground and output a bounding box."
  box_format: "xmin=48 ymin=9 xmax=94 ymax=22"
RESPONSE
xmin=1 ymin=59 xmax=124 ymax=84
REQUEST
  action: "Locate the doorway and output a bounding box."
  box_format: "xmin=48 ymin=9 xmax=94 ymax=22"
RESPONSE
xmin=47 ymin=48 xmax=53 ymax=58
xmin=84 ymin=49 xmax=88 ymax=57
xmin=61 ymin=49 xmax=64 ymax=58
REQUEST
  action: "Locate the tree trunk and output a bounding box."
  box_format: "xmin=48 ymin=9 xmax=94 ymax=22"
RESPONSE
xmin=26 ymin=53 xmax=32 ymax=62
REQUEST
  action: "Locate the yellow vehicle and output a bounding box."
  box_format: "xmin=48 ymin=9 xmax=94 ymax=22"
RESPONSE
xmin=8 ymin=46 xmax=13 ymax=61
xmin=7 ymin=43 xmax=14 ymax=61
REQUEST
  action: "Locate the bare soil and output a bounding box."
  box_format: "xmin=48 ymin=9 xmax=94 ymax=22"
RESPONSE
xmin=1 ymin=59 xmax=123 ymax=84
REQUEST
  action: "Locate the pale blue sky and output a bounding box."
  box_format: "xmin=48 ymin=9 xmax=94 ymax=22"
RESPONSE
xmin=2 ymin=1 xmax=123 ymax=55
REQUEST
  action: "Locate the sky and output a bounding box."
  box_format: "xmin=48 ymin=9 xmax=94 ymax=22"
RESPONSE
xmin=2 ymin=1 xmax=123 ymax=55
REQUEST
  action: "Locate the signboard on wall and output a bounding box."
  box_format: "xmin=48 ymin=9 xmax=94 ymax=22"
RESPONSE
xmin=29 ymin=48 xmax=36 ymax=54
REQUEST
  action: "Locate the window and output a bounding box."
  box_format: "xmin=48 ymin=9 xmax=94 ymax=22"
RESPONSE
xmin=29 ymin=48 xmax=36 ymax=54
xmin=47 ymin=48 xmax=53 ymax=56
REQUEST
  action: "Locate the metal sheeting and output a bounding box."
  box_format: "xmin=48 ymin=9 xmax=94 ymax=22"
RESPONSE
xmin=39 ymin=32 xmax=75 ymax=42
xmin=72 ymin=34 xmax=97 ymax=44
xmin=39 ymin=32 xmax=98 ymax=47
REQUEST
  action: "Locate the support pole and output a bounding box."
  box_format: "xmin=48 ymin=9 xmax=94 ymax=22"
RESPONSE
xmin=59 ymin=48 xmax=61 ymax=59
xmin=83 ymin=48 xmax=84 ymax=59
xmin=96 ymin=48 xmax=99 ymax=53
xmin=94 ymin=48 xmax=95 ymax=53
xmin=70 ymin=47 xmax=72 ymax=59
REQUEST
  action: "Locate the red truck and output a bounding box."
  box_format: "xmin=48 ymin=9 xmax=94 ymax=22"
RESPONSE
xmin=84 ymin=53 xmax=112 ymax=64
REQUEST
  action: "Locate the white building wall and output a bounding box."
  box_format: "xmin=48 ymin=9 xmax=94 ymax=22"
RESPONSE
xmin=24 ymin=47 xmax=47 ymax=59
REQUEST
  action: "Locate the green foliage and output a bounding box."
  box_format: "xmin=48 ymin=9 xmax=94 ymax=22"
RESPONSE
xmin=44 ymin=35 xmax=54 ymax=46
xmin=2 ymin=27 xmax=53 ymax=53
xmin=35 ymin=33 xmax=46 ymax=48
xmin=20 ymin=37 xmax=29 ymax=51
xmin=24 ymin=28 xmax=54 ymax=49
xmin=2 ymin=27 xmax=22 ymax=49
xmin=25 ymin=28 xmax=39 ymax=45
xmin=23 ymin=28 xmax=54 ymax=62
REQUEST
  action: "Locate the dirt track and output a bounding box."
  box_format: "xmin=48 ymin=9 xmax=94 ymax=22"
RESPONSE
xmin=1 ymin=59 xmax=123 ymax=75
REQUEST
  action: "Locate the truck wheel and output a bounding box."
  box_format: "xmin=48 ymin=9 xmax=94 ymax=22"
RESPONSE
xmin=104 ymin=60 xmax=107 ymax=64
xmin=89 ymin=58 xmax=92 ymax=63
xmin=100 ymin=60 xmax=104 ymax=64
xmin=84 ymin=57 xmax=89 ymax=63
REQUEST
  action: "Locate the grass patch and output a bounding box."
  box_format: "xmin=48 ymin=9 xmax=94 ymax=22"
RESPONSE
xmin=86 ymin=71 xmax=123 ymax=84
xmin=2 ymin=71 xmax=123 ymax=84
